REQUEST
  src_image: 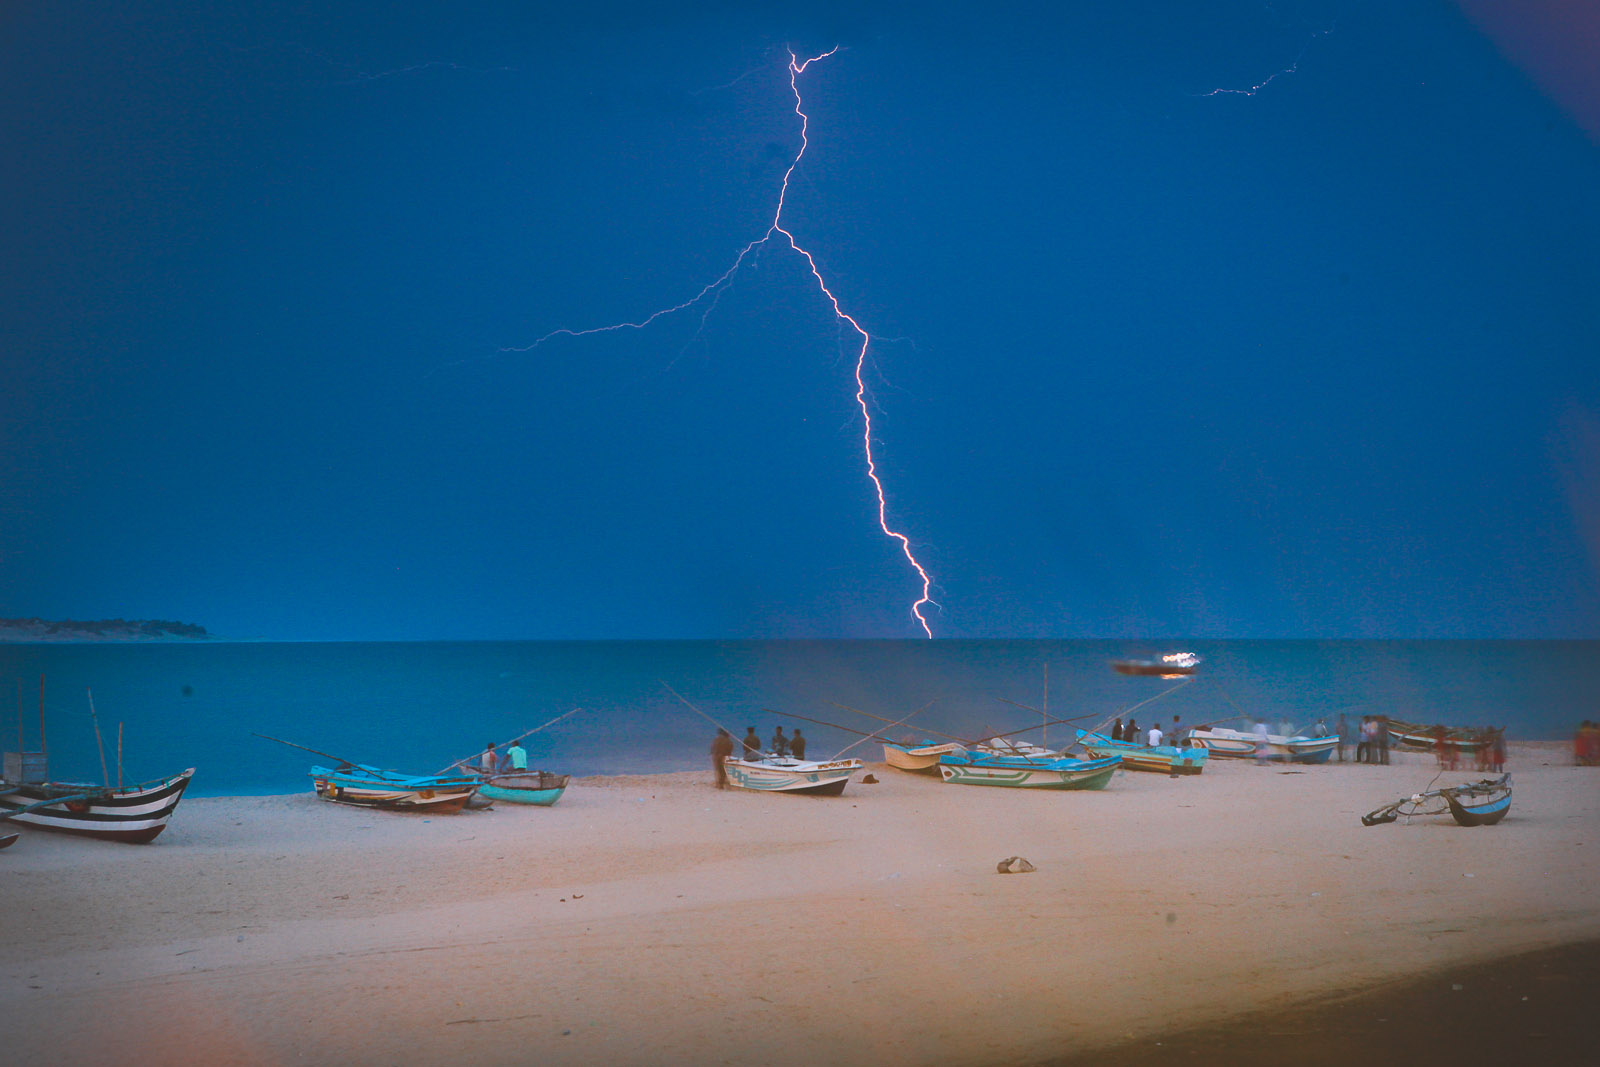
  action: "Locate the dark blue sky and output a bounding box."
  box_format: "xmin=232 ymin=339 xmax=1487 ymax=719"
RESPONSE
xmin=4 ymin=1 xmax=1598 ymax=640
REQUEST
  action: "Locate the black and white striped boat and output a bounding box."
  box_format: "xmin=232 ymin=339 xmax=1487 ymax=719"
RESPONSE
xmin=0 ymin=768 xmax=194 ymax=844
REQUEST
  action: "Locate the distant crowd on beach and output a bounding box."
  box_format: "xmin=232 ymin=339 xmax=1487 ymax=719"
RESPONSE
xmin=1576 ymin=722 xmax=1600 ymax=766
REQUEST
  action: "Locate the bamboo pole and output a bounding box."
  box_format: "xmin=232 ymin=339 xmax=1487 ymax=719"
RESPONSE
xmin=435 ymin=707 xmax=582 ymax=775
xmin=87 ymin=688 xmax=110 ymax=787
xmin=117 ymin=722 xmax=124 ymax=789
xmin=38 ymin=676 xmax=48 ymax=779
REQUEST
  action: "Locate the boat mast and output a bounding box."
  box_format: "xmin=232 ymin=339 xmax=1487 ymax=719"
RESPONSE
xmin=87 ymin=688 xmax=111 ymax=786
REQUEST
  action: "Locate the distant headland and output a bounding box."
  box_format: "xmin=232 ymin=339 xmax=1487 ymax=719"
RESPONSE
xmin=0 ymin=617 xmax=209 ymax=642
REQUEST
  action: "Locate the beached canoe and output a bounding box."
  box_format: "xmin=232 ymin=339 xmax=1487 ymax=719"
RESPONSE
xmin=937 ymin=750 xmax=1119 ymax=790
xmin=724 ymin=755 xmax=863 ymax=796
xmin=1362 ymin=774 xmax=1511 ymax=827
xmin=1186 ymin=727 xmax=1336 ymax=764
xmin=882 ymin=741 xmax=965 ymax=775
xmin=1074 ymin=729 xmax=1207 ymax=774
xmin=478 ymin=770 xmax=570 ymax=806
xmin=311 ymin=764 xmax=479 ymax=814
xmin=0 ymin=768 xmax=195 ymax=844
xmin=1384 ymin=719 xmax=1496 ymax=754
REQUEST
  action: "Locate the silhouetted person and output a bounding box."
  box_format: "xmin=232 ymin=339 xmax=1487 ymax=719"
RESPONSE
xmin=771 ymin=726 xmax=790 ymax=758
xmin=790 ymin=729 xmax=806 ymax=760
xmin=1111 ymin=718 xmax=1124 ymax=742
xmin=742 ymin=727 xmax=761 ymax=761
xmin=710 ymin=728 xmax=734 ymax=788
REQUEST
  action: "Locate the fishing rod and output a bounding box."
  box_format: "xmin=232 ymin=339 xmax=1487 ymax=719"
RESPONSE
xmin=769 ymin=699 xmax=936 ymax=761
xmin=659 ymin=681 xmax=740 ymax=741
xmin=251 ymin=733 xmax=415 ymax=782
xmin=830 ymin=701 xmax=975 ymax=746
xmin=436 ymin=706 xmax=583 ymax=775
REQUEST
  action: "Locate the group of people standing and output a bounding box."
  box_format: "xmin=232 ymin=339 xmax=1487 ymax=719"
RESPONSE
xmin=708 ymin=725 xmax=808 ymax=789
xmin=1341 ymin=715 xmax=1390 ymax=764
xmin=1106 ymin=716 xmax=1187 ymax=747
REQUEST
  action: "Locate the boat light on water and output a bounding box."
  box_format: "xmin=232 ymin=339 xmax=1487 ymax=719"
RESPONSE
xmin=1112 ymin=651 xmax=1201 ymax=677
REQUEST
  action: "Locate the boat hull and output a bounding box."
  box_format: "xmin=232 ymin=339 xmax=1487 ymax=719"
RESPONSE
xmin=311 ymin=765 xmax=478 ymax=814
xmin=1187 ymin=728 xmax=1336 ymax=763
xmin=882 ymin=743 xmax=963 ymax=775
xmin=0 ymin=769 xmax=194 ymax=844
xmin=478 ymin=772 xmax=570 ymax=807
xmin=1443 ymin=778 xmax=1511 ymax=826
xmin=1075 ymin=731 xmax=1206 ymax=774
xmin=938 ymin=754 xmax=1119 ymax=790
xmin=724 ymin=757 xmax=862 ymax=795
xmin=1386 ymin=720 xmax=1493 ymax=754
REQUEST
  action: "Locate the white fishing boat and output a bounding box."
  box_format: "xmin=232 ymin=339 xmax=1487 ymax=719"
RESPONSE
xmin=724 ymin=755 xmax=863 ymax=795
xmin=881 ymin=741 xmax=966 ymax=774
xmin=1186 ymin=726 xmax=1337 ymax=764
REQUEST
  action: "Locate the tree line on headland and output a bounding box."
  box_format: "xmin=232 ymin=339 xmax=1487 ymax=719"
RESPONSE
xmin=0 ymin=618 xmax=208 ymax=641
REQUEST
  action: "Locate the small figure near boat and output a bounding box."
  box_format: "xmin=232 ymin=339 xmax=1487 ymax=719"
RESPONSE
xmin=771 ymin=726 xmax=790 ymax=758
xmin=710 ymin=728 xmax=734 ymax=789
xmin=790 ymin=729 xmax=806 ymax=759
xmin=742 ymin=727 xmax=761 ymax=761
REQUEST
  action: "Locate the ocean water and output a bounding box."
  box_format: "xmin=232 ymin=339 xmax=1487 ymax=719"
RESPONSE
xmin=0 ymin=640 xmax=1594 ymax=797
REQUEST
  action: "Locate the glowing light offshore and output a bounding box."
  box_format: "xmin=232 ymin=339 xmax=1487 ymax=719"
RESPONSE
xmin=503 ymin=47 xmax=936 ymax=637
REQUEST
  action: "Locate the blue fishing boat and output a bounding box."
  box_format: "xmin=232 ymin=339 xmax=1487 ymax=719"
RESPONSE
xmin=1074 ymin=730 xmax=1207 ymax=774
xmin=937 ymin=749 xmax=1120 ymax=790
xmin=310 ymin=764 xmax=480 ymax=814
xmin=1361 ymin=774 xmax=1511 ymax=827
xmin=477 ymin=770 xmax=570 ymax=806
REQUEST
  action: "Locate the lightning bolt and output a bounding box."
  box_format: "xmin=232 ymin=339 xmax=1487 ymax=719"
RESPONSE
xmin=1197 ymin=26 xmax=1334 ymax=97
xmin=504 ymin=47 xmax=937 ymax=637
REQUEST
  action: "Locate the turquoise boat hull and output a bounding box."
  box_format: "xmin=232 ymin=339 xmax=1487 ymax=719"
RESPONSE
xmin=478 ymin=772 xmax=569 ymax=806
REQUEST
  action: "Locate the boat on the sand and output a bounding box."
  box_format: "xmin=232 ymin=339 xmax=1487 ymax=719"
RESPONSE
xmin=311 ymin=764 xmax=480 ymax=814
xmin=0 ymin=767 xmax=195 ymax=844
xmin=1074 ymin=729 xmax=1207 ymax=774
xmin=723 ymin=755 xmax=863 ymax=796
xmin=1383 ymin=719 xmax=1496 ymax=754
xmin=937 ymin=749 xmax=1119 ymax=790
xmin=881 ymin=741 xmax=965 ymax=775
xmin=1185 ymin=726 xmax=1336 ymax=763
xmin=477 ymin=770 xmax=570 ymax=806
xmin=1361 ymin=774 xmax=1511 ymax=827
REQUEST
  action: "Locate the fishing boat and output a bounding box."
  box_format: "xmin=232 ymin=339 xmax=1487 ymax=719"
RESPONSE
xmin=1384 ymin=719 xmax=1495 ymax=754
xmin=1074 ymin=729 xmax=1207 ymax=774
xmin=311 ymin=764 xmax=480 ymax=814
xmin=477 ymin=770 xmax=570 ymax=806
xmin=1112 ymin=652 xmax=1200 ymax=677
xmin=1361 ymin=774 xmax=1511 ymax=827
xmin=0 ymin=831 xmax=16 ymax=850
xmin=724 ymin=755 xmax=863 ymax=796
xmin=881 ymin=741 xmax=965 ymax=775
xmin=1185 ymin=726 xmax=1337 ymax=763
xmin=937 ymin=749 xmax=1120 ymax=790
xmin=0 ymin=767 xmax=195 ymax=844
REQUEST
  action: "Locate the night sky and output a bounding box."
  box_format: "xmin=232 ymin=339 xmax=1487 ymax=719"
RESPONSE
xmin=4 ymin=2 xmax=1598 ymax=640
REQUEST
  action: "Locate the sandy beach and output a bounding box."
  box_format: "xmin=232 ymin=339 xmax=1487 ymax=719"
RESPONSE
xmin=2 ymin=741 xmax=1595 ymax=1065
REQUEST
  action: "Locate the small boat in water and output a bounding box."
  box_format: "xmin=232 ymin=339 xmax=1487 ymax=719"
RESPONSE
xmin=0 ymin=766 xmax=195 ymax=843
xmin=478 ymin=770 xmax=570 ymax=806
xmin=311 ymin=764 xmax=480 ymax=814
xmin=724 ymin=755 xmax=863 ymax=796
xmin=1362 ymin=774 xmax=1511 ymax=827
xmin=1074 ymin=729 xmax=1207 ymax=774
xmin=1186 ymin=726 xmax=1336 ymax=764
xmin=881 ymin=741 xmax=965 ymax=775
xmin=937 ymin=749 xmax=1119 ymax=790
xmin=1112 ymin=652 xmax=1200 ymax=677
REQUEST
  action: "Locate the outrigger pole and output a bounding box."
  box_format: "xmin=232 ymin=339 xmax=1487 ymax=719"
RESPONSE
xmin=435 ymin=707 xmax=582 ymax=775
xmin=251 ymin=733 xmax=411 ymax=782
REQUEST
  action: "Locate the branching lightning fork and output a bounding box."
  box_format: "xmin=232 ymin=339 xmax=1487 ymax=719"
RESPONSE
xmin=504 ymin=47 xmax=937 ymax=637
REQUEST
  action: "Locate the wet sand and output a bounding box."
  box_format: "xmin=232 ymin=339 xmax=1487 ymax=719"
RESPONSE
xmin=0 ymin=741 xmax=1594 ymax=1065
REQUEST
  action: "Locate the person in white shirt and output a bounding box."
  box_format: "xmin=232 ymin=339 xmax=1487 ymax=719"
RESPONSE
xmin=1147 ymin=724 xmax=1163 ymax=747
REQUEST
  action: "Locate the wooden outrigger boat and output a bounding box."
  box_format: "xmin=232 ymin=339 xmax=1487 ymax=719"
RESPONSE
xmin=1186 ymin=726 xmax=1336 ymax=764
xmin=2 ymin=681 xmax=193 ymax=844
xmin=1384 ymin=719 xmax=1495 ymax=754
xmin=881 ymin=741 xmax=965 ymax=775
xmin=311 ymin=764 xmax=480 ymax=813
xmin=937 ymin=749 xmax=1120 ymax=790
xmin=0 ymin=768 xmax=195 ymax=844
xmin=723 ymin=755 xmax=863 ymax=796
xmin=477 ymin=770 xmax=570 ymax=806
xmin=1361 ymin=774 xmax=1511 ymax=827
xmin=1074 ymin=729 xmax=1207 ymax=774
